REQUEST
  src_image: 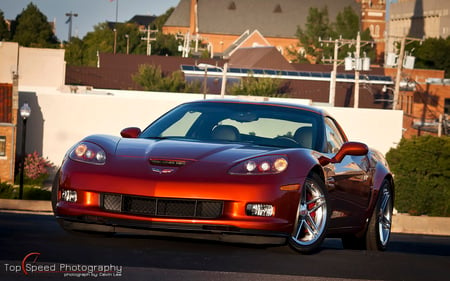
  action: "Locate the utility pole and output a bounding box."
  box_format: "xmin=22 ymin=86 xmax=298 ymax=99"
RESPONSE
xmin=354 ymin=32 xmax=361 ymax=108
xmin=320 ymin=32 xmax=373 ymax=107
xmin=390 ymin=36 xmax=422 ymax=110
xmin=141 ymin=26 xmax=157 ymax=56
xmin=65 ymin=11 xmax=78 ymax=42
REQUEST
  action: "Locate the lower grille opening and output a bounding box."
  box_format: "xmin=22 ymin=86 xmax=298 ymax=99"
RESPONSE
xmin=101 ymin=194 xmax=223 ymax=219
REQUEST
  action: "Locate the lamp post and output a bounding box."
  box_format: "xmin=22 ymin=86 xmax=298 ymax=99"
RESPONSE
xmin=125 ymin=34 xmax=129 ymax=54
xmin=197 ymin=63 xmax=226 ymax=99
xmin=19 ymin=103 xmax=31 ymax=200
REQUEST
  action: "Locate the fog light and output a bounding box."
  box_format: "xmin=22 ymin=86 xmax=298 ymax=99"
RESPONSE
xmin=61 ymin=190 xmax=77 ymax=202
xmin=246 ymin=204 xmax=275 ymax=217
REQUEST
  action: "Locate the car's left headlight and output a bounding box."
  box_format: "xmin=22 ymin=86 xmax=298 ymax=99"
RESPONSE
xmin=69 ymin=142 xmax=106 ymax=165
xmin=229 ymin=155 xmax=288 ymax=175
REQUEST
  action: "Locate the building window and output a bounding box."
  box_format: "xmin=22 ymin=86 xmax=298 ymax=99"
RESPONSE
xmin=0 ymin=136 xmax=6 ymax=157
xmin=445 ymin=98 xmax=450 ymax=115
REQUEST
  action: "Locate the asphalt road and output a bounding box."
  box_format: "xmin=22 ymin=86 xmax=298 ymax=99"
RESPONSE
xmin=0 ymin=211 xmax=449 ymax=281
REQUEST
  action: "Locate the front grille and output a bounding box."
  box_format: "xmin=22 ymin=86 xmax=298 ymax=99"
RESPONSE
xmin=101 ymin=194 xmax=223 ymax=219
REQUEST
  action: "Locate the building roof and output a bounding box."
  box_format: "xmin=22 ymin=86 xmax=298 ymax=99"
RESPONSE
xmin=228 ymin=46 xmax=295 ymax=70
xmin=128 ymin=15 xmax=157 ymax=27
xmin=165 ymin=0 xmax=360 ymax=38
xmin=66 ymin=53 xmax=224 ymax=90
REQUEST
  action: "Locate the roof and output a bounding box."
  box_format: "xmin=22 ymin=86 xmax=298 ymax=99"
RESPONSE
xmin=128 ymin=15 xmax=157 ymax=26
xmin=228 ymin=46 xmax=295 ymax=70
xmin=165 ymin=0 xmax=360 ymax=38
xmin=66 ymin=53 xmax=225 ymax=90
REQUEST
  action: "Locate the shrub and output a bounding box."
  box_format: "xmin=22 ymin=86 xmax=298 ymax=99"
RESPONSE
xmin=0 ymin=182 xmax=51 ymax=200
xmin=229 ymin=74 xmax=288 ymax=97
xmin=385 ymin=136 xmax=450 ymax=217
xmin=16 ymin=151 xmax=54 ymax=187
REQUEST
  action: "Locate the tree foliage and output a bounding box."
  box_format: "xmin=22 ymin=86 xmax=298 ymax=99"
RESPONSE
xmin=229 ymin=74 xmax=287 ymax=97
xmin=385 ymin=136 xmax=450 ymax=217
xmin=132 ymin=64 xmax=200 ymax=93
xmin=406 ymin=37 xmax=450 ymax=78
xmin=290 ymin=5 xmax=374 ymax=63
xmin=0 ymin=10 xmax=10 ymax=40
xmin=12 ymin=3 xmax=58 ymax=47
xmin=291 ymin=6 xmax=334 ymax=63
xmin=65 ymin=7 xmax=179 ymax=66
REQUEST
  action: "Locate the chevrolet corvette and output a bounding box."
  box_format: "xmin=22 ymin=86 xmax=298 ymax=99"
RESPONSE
xmin=52 ymin=99 xmax=394 ymax=253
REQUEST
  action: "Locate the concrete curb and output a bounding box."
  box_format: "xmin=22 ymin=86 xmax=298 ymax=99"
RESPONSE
xmin=1 ymin=199 xmax=449 ymax=236
xmin=0 ymin=198 xmax=52 ymax=212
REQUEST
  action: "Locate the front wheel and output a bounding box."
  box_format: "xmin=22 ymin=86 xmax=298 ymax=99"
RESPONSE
xmin=288 ymin=173 xmax=329 ymax=254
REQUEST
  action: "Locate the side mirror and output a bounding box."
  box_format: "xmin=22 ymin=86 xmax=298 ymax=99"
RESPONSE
xmin=120 ymin=127 xmax=141 ymax=138
xmin=319 ymin=142 xmax=368 ymax=166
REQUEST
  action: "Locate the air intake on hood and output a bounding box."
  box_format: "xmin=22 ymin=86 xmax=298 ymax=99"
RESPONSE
xmin=149 ymin=158 xmax=188 ymax=166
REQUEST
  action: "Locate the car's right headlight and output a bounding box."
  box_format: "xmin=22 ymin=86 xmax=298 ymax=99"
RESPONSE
xmin=229 ymin=155 xmax=288 ymax=175
xmin=69 ymin=142 xmax=106 ymax=165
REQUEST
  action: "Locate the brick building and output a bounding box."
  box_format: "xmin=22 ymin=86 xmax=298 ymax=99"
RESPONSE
xmin=162 ymin=0 xmax=361 ymax=60
xmin=0 ymin=83 xmax=17 ymax=183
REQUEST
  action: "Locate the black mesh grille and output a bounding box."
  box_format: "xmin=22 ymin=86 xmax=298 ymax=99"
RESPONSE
xmin=102 ymin=194 xmax=223 ymax=219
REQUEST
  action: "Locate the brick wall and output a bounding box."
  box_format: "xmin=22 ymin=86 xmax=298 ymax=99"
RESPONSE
xmin=0 ymin=83 xmax=15 ymax=183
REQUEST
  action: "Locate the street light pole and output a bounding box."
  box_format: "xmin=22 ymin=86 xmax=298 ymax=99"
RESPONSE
xmin=65 ymin=12 xmax=78 ymax=42
xmin=19 ymin=103 xmax=31 ymax=200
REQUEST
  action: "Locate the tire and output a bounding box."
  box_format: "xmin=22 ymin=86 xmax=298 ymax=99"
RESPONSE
xmin=366 ymin=179 xmax=393 ymax=251
xmin=341 ymin=179 xmax=393 ymax=251
xmin=288 ymin=173 xmax=329 ymax=254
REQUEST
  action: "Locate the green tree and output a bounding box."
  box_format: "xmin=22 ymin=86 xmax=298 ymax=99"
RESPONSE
xmin=229 ymin=73 xmax=287 ymax=97
xmin=289 ymin=5 xmax=375 ymax=64
xmin=290 ymin=6 xmax=334 ymax=63
xmin=81 ymin=22 xmax=115 ymax=66
xmin=12 ymin=3 xmax=58 ymax=47
xmin=0 ymin=10 xmax=10 ymax=40
xmin=408 ymin=37 xmax=450 ymax=78
xmin=334 ymin=6 xmax=375 ymax=61
xmin=132 ymin=64 xmax=201 ymax=93
xmin=150 ymin=7 xmax=174 ymax=31
xmin=64 ymin=37 xmax=86 ymax=66
xmin=386 ymin=136 xmax=450 ymax=217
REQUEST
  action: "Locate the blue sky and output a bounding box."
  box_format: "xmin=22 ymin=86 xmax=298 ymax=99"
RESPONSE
xmin=1 ymin=0 xmax=180 ymax=41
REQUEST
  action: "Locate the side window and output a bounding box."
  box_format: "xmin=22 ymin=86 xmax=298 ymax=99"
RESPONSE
xmin=324 ymin=117 xmax=345 ymax=153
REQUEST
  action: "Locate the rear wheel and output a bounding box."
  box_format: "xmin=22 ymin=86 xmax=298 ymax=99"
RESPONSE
xmin=342 ymin=179 xmax=393 ymax=251
xmin=366 ymin=180 xmax=393 ymax=250
xmin=288 ymin=173 xmax=329 ymax=254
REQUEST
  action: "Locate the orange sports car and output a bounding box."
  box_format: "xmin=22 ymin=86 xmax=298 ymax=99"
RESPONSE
xmin=53 ymin=100 xmax=394 ymax=253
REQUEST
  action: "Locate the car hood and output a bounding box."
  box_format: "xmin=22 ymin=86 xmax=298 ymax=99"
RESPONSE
xmin=115 ymin=137 xmax=277 ymax=164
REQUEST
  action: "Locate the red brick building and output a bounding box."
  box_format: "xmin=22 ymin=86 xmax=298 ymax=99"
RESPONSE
xmin=0 ymin=83 xmax=17 ymax=183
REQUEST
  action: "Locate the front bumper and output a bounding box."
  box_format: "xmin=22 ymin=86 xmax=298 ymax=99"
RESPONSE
xmin=56 ymin=214 xmax=288 ymax=245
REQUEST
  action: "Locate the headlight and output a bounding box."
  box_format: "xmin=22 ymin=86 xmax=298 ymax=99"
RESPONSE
xmin=69 ymin=142 xmax=106 ymax=165
xmin=229 ymin=155 xmax=288 ymax=175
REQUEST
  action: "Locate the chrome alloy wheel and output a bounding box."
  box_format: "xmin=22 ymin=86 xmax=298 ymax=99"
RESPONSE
xmin=291 ymin=178 xmax=328 ymax=246
xmin=377 ymin=186 xmax=393 ymax=247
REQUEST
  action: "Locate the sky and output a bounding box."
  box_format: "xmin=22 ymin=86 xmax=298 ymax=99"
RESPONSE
xmin=0 ymin=0 xmax=180 ymax=41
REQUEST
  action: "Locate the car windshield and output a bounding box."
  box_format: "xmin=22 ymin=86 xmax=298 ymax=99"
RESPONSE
xmin=140 ymin=101 xmax=323 ymax=149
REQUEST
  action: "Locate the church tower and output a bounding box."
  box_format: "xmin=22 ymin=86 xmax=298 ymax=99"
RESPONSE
xmin=358 ymin=0 xmax=387 ymax=62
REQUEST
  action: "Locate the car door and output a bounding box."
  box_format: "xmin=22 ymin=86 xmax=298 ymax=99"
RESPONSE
xmin=322 ymin=117 xmax=372 ymax=229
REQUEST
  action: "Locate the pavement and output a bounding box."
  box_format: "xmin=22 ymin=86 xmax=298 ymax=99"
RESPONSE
xmin=0 ymin=198 xmax=449 ymax=236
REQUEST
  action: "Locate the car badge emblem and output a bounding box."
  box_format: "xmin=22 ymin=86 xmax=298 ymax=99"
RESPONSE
xmin=151 ymin=168 xmax=175 ymax=174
